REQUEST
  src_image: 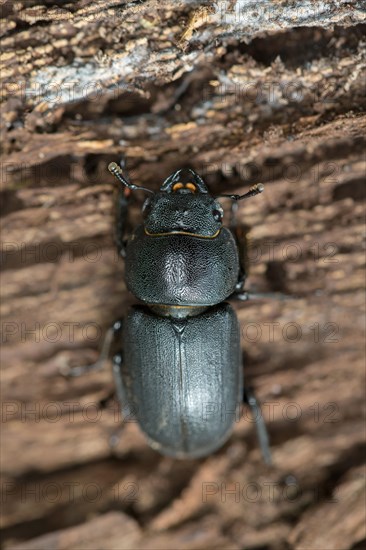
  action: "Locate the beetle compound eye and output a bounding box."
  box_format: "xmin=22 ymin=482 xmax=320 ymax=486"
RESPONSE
xmin=213 ymin=208 xmax=223 ymax=221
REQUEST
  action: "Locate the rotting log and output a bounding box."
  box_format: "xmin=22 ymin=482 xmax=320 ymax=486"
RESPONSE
xmin=1 ymin=1 xmax=365 ymax=549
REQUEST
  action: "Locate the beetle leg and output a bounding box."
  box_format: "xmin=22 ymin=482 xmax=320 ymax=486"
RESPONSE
xmin=228 ymin=199 xmax=293 ymax=299
xmin=109 ymin=351 xmax=126 ymax=450
xmin=228 ymin=200 xmax=250 ymax=292
xmin=231 ymin=290 xmax=293 ymax=301
xmin=243 ymin=386 xmax=272 ymax=465
xmin=59 ymin=320 xmax=123 ymax=377
xmin=229 ymin=200 xmax=294 ymax=301
xmin=115 ymin=189 xmax=130 ymax=258
xmin=109 ymin=350 xmax=137 ymax=452
xmin=111 ymin=351 xmax=128 ymax=409
xmin=115 ymin=158 xmax=131 ymax=258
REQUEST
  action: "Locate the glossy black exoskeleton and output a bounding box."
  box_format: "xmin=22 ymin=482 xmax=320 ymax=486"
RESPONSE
xmin=66 ymin=161 xmax=272 ymax=463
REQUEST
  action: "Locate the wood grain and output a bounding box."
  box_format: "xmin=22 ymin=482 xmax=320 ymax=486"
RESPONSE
xmin=1 ymin=2 xmax=365 ymax=549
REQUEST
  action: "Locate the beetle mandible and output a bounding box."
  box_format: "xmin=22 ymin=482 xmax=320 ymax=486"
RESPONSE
xmin=67 ymin=161 xmax=272 ymax=463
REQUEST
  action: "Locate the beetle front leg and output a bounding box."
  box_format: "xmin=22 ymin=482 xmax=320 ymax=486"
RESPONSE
xmin=115 ymin=191 xmax=130 ymax=258
xmin=59 ymin=320 xmax=123 ymax=377
xmin=230 ymin=201 xmax=250 ymax=293
xmin=243 ymin=386 xmax=272 ymax=465
xmin=229 ymin=201 xmax=293 ymax=301
xmin=115 ymin=158 xmax=131 ymax=258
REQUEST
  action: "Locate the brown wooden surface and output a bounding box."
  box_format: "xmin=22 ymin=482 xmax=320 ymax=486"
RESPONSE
xmin=1 ymin=2 xmax=365 ymax=549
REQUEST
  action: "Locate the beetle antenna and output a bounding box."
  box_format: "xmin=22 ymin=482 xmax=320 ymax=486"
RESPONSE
xmin=108 ymin=162 xmax=155 ymax=195
xmin=217 ymin=183 xmax=264 ymax=201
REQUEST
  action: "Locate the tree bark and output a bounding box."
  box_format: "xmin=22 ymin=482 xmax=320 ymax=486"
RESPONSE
xmin=1 ymin=1 xmax=365 ymax=549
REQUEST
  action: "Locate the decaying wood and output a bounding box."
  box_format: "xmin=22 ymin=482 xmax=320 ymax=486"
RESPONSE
xmin=1 ymin=1 xmax=365 ymax=549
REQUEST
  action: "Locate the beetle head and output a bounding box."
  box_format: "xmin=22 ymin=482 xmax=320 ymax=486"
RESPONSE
xmin=143 ymin=169 xmax=224 ymax=238
xmin=108 ymin=163 xmax=264 ymax=238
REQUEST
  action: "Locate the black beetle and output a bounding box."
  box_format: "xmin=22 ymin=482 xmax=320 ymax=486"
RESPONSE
xmin=67 ymin=161 xmax=272 ymax=463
